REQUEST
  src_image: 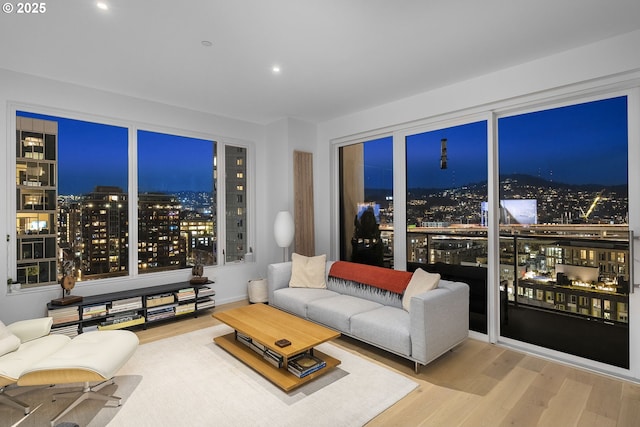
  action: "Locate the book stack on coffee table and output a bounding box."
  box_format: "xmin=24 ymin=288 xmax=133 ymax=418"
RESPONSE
xmin=287 ymin=353 xmax=326 ymax=378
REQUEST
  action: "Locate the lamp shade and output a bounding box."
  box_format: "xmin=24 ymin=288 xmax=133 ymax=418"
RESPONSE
xmin=274 ymin=211 xmax=295 ymax=248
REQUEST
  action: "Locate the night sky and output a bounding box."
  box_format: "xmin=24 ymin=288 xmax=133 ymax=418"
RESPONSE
xmin=366 ymin=96 xmax=628 ymax=190
xmin=19 ymin=95 xmax=628 ymax=195
xmin=137 ymin=130 xmax=213 ymax=194
xmin=18 ymin=111 xmax=214 ymax=195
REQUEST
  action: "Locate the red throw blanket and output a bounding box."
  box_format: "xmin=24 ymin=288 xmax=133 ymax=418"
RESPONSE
xmin=329 ymin=261 xmax=413 ymax=294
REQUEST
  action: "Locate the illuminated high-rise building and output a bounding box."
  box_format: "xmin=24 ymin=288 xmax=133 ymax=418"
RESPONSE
xmin=138 ymin=192 xmax=186 ymax=271
xmin=15 ymin=117 xmax=58 ymax=287
xmin=81 ymin=186 xmax=128 ymax=278
xmin=181 ymin=211 xmax=216 ymax=266
xmin=225 ymin=146 xmax=247 ymax=262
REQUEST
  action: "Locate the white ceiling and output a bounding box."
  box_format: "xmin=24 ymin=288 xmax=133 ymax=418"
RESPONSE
xmin=1 ymin=0 xmax=639 ymax=124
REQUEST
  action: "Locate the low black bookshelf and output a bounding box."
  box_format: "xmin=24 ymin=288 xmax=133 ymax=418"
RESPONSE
xmin=46 ymin=281 xmax=215 ymax=337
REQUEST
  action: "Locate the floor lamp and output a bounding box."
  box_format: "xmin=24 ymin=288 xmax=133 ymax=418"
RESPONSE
xmin=274 ymin=211 xmax=295 ymax=261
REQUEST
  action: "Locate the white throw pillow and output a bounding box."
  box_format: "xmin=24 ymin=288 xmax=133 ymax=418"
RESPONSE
xmin=289 ymin=253 xmax=327 ymax=289
xmin=402 ymin=268 xmax=440 ymax=312
xmin=0 ymin=320 xmax=21 ymax=357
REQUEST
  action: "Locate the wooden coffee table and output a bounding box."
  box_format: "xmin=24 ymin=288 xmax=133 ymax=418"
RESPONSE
xmin=213 ymin=303 xmax=341 ymax=391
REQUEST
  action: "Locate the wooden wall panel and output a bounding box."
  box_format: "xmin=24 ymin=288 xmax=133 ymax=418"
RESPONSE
xmin=293 ymin=151 xmax=315 ymax=256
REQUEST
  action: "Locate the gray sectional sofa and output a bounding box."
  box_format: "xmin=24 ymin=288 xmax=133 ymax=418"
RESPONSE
xmin=267 ymin=260 xmax=469 ymax=371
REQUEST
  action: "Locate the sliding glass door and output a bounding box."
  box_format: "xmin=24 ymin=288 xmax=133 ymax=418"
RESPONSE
xmin=405 ymin=121 xmax=488 ymax=333
xmin=334 ymin=90 xmax=637 ymax=372
xmin=497 ymin=96 xmax=629 ymax=368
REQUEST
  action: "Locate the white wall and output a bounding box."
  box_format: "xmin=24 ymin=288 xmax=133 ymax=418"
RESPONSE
xmin=0 ymin=69 xmax=273 ymax=323
xmin=318 ymin=29 xmax=640 ymax=144
xmin=265 ymin=117 xmax=317 ymax=257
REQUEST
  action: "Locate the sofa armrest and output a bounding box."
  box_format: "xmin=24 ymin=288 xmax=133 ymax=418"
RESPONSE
xmin=267 ymin=262 xmax=293 ymax=303
xmin=7 ymin=317 xmax=53 ymax=343
xmin=409 ymin=280 xmax=469 ymax=365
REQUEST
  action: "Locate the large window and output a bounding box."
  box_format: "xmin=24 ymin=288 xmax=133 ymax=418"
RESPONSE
xmin=12 ymin=110 xmax=251 ymax=289
xmin=498 ymin=96 xmax=629 ymax=368
xmin=405 ymin=121 xmax=488 ymax=332
xmin=339 ymin=136 xmax=393 ymax=268
xmin=137 ymin=130 xmax=216 ymax=272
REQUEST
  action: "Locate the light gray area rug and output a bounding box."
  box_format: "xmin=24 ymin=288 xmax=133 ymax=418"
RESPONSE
xmin=2 ymin=324 xmax=417 ymax=427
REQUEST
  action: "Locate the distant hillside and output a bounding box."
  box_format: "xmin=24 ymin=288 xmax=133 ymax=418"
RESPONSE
xmin=366 ymin=174 xmax=629 ymax=199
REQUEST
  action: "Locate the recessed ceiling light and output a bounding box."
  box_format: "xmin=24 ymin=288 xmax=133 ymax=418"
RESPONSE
xmin=272 ymin=65 xmax=281 ymax=74
xmin=97 ymin=2 xmax=108 ymax=10
xmin=201 ymin=40 xmax=213 ymax=47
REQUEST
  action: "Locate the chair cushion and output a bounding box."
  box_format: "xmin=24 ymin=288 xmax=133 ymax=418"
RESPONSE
xmin=18 ymin=330 xmax=139 ymax=386
xmin=0 ymin=321 xmax=20 ymax=357
xmin=0 ymin=334 xmax=70 ymax=384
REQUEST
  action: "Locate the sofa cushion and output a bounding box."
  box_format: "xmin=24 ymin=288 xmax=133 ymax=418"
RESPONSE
xmin=307 ymin=295 xmax=382 ymax=332
xmin=350 ymin=306 xmax=412 ymax=356
xmin=402 ymin=268 xmax=440 ymax=311
xmin=289 ymin=253 xmax=327 ymax=288
xmin=273 ymin=287 xmax=339 ymax=318
xmin=0 ymin=321 xmax=21 ymax=357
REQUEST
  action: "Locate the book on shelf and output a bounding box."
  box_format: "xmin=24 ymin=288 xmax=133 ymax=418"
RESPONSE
xmin=108 ymin=296 xmax=143 ymax=313
xmin=83 ymin=303 xmax=107 ymax=312
xmin=237 ymin=332 xmax=267 ymax=353
xmin=264 ymin=348 xmax=284 ymax=368
xmin=197 ymin=286 xmax=215 ymax=298
xmin=49 ymin=306 xmax=79 ymax=314
xmin=111 ymin=296 xmax=142 ymax=306
xmin=235 ymin=333 xmax=285 ymax=368
xmin=176 ymin=287 xmax=196 ymax=301
xmin=175 ymin=302 xmax=196 ymax=315
xmin=287 ymin=353 xmax=326 ymax=378
xmin=147 ymin=304 xmax=177 ymax=313
xmin=48 ymin=306 xmax=80 ymax=324
xmin=146 ymin=304 xmax=176 ymax=322
xmin=98 ymin=314 xmax=145 ymax=330
xmin=147 ymin=312 xmax=175 ymax=322
xmin=196 ymin=298 xmax=216 ymax=310
xmin=82 ymin=304 xmax=107 ymax=319
xmin=146 ymin=293 xmax=175 ymax=308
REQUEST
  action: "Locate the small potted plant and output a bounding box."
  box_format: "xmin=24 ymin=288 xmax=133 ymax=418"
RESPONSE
xmin=7 ymin=278 xmax=20 ymax=293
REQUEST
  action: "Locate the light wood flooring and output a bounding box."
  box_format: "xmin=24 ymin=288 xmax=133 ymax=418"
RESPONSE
xmin=134 ymin=300 xmax=640 ymax=427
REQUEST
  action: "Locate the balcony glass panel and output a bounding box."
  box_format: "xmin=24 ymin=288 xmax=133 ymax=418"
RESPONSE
xmin=498 ymin=96 xmax=629 ymax=368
